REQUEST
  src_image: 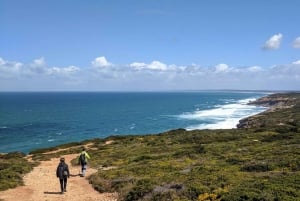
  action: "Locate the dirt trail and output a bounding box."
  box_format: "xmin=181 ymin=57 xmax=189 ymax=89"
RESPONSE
xmin=0 ymin=154 xmax=118 ymax=201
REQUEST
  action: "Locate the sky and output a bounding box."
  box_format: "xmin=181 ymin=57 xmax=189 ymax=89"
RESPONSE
xmin=0 ymin=0 xmax=300 ymax=91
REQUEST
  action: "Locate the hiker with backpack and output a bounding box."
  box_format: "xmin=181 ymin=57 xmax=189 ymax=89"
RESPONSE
xmin=56 ymin=157 xmax=70 ymax=194
xmin=78 ymin=148 xmax=90 ymax=177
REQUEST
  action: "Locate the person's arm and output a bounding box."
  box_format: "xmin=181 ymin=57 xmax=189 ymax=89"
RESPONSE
xmin=66 ymin=164 xmax=70 ymax=178
xmin=56 ymin=165 xmax=59 ymax=177
xmin=85 ymin=152 xmax=91 ymax=159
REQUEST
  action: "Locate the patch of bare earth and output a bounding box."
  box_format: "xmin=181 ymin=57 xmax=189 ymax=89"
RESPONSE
xmin=0 ymin=154 xmax=118 ymax=201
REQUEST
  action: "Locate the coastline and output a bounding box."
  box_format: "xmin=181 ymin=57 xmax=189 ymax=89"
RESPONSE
xmin=1 ymin=92 xmax=300 ymax=200
xmin=0 ymin=91 xmax=269 ymax=154
xmin=237 ymin=92 xmax=300 ymax=128
xmin=1 ymin=92 xmax=291 ymax=155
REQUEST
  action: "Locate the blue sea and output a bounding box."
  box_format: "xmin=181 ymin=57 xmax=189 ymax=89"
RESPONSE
xmin=0 ymin=91 xmax=269 ymax=153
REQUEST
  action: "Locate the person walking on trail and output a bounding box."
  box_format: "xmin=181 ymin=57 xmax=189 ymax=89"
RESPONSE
xmin=56 ymin=157 xmax=70 ymax=194
xmin=78 ymin=148 xmax=90 ymax=177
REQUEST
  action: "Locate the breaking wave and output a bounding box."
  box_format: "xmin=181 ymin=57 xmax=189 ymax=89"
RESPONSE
xmin=177 ymin=98 xmax=267 ymax=130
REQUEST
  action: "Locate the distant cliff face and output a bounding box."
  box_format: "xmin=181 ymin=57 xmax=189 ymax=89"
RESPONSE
xmin=248 ymin=94 xmax=295 ymax=108
xmin=237 ymin=114 xmax=264 ymax=129
xmin=237 ymin=93 xmax=300 ymax=129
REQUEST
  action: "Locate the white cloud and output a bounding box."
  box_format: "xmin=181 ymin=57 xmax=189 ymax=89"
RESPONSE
xmin=130 ymin=62 xmax=147 ymax=70
xmin=0 ymin=58 xmax=5 ymax=65
xmin=48 ymin=66 xmax=80 ymax=76
xmin=1 ymin=56 xmax=300 ymax=91
xmin=270 ymin=63 xmax=300 ymax=76
xmin=0 ymin=57 xmax=83 ymax=81
xmin=30 ymin=57 xmax=47 ymax=74
xmin=247 ymin=66 xmax=263 ymax=72
xmin=214 ymin=63 xmax=229 ymax=72
xmin=293 ymin=37 xmax=300 ymax=48
xmin=148 ymin=61 xmax=167 ymax=70
xmin=0 ymin=57 xmax=23 ymax=75
xmin=33 ymin=57 xmax=46 ymax=66
xmin=262 ymin=33 xmax=283 ymax=50
xmin=91 ymin=56 xmax=112 ymax=68
xmin=130 ymin=60 xmax=168 ymax=71
xmin=292 ymin=60 xmax=300 ymax=65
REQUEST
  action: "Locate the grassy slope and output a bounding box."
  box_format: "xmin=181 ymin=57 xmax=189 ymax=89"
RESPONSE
xmin=1 ymin=93 xmax=299 ymax=201
xmin=0 ymin=152 xmax=37 ymax=191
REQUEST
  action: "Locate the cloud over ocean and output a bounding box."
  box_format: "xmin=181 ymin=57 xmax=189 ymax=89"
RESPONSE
xmin=1 ymin=56 xmax=300 ymax=91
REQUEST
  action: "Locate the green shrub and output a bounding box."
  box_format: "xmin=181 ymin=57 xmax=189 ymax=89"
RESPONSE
xmin=131 ymin=155 xmax=154 ymax=163
xmin=125 ymin=179 xmax=154 ymax=201
xmin=241 ymin=162 xmax=274 ymax=172
xmin=89 ymin=173 xmax=113 ymax=193
xmin=1 ymin=152 xmax=26 ymax=159
xmin=262 ymin=132 xmax=294 ymax=142
xmin=150 ymin=191 xmax=181 ymax=201
xmin=0 ymin=153 xmax=35 ymax=191
xmin=225 ymin=157 xmax=244 ymax=165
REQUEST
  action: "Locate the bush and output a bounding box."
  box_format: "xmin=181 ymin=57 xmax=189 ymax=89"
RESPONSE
xmin=241 ymin=162 xmax=274 ymax=172
xmin=89 ymin=173 xmax=113 ymax=193
xmin=0 ymin=152 xmax=26 ymax=159
xmin=125 ymin=179 xmax=154 ymax=201
xmin=262 ymin=132 xmax=294 ymax=142
xmin=173 ymin=145 xmax=205 ymax=158
xmin=0 ymin=153 xmax=36 ymax=191
xmin=183 ymin=185 xmax=210 ymax=201
xmin=150 ymin=191 xmax=181 ymax=201
xmin=225 ymin=157 xmax=244 ymax=165
xmin=131 ymin=155 xmax=154 ymax=163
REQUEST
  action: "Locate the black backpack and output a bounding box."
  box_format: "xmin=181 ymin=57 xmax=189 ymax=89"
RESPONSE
xmin=79 ymin=153 xmax=86 ymax=165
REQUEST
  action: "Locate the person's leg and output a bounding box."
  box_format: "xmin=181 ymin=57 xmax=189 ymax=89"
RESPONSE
xmin=81 ymin=164 xmax=84 ymax=176
xmin=59 ymin=179 xmax=64 ymax=193
xmin=82 ymin=164 xmax=87 ymax=176
xmin=63 ymin=177 xmax=67 ymax=192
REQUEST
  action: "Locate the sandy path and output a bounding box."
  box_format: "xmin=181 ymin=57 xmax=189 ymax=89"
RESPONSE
xmin=0 ymin=154 xmax=118 ymax=201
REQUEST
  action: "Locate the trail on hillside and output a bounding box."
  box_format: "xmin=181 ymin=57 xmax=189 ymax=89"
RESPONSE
xmin=0 ymin=154 xmax=118 ymax=201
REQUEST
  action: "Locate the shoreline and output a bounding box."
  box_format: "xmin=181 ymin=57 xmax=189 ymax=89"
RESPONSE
xmin=237 ymin=92 xmax=299 ymax=128
xmin=2 ymin=92 xmax=295 ymax=155
xmin=1 ymin=92 xmax=299 ymax=200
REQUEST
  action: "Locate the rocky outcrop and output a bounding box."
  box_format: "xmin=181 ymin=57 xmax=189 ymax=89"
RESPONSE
xmin=237 ymin=114 xmax=265 ymax=129
xmin=248 ymin=94 xmax=295 ymax=111
xmin=237 ymin=93 xmax=299 ymax=129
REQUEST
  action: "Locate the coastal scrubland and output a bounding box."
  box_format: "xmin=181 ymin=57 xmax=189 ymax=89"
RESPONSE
xmin=1 ymin=93 xmax=299 ymax=201
xmin=0 ymin=152 xmax=37 ymax=191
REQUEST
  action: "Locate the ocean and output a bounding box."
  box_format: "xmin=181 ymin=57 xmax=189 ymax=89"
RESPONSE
xmin=0 ymin=91 xmax=269 ymax=153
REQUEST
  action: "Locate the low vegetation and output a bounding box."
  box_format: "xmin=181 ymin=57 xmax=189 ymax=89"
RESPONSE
xmin=0 ymin=152 xmax=37 ymax=191
xmin=1 ymin=93 xmax=299 ymax=200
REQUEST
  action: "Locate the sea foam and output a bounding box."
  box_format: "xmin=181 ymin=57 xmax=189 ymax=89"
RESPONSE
xmin=178 ymin=98 xmax=266 ymax=130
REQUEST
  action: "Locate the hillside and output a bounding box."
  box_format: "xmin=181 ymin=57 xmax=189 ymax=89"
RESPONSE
xmin=1 ymin=92 xmax=300 ymax=201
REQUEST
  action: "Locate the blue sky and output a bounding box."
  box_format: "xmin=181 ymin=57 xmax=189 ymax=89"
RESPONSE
xmin=1 ymin=0 xmax=300 ymax=91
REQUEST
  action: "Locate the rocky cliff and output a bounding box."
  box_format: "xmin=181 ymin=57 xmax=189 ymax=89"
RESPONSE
xmin=237 ymin=93 xmax=300 ymax=129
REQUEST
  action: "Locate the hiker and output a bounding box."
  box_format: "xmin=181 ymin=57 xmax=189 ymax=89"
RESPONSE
xmin=78 ymin=148 xmax=90 ymax=177
xmin=56 ymin=157 xmax=70 ymax=194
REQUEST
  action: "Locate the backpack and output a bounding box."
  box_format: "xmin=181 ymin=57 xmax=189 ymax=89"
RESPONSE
xmin=79 ymin=153 xmax=86 ymax=165
xmin=58 ymin=164 xmax=68 ymax=177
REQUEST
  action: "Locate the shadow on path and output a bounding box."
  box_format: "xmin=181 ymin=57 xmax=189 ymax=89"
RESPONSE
xmin=70 ymin=174 xmax=81 ymax=177
xmin=44 ymin=191 xmax=62 ymax=194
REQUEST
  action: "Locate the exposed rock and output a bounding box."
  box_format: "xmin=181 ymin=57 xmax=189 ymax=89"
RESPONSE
xmin=248 ymin=94 xmax=295 ymax=110
xmin=237 ymin=93 xmax=299 ymax=129
xmin=237 ymin=115 xmax=264 ymax=129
